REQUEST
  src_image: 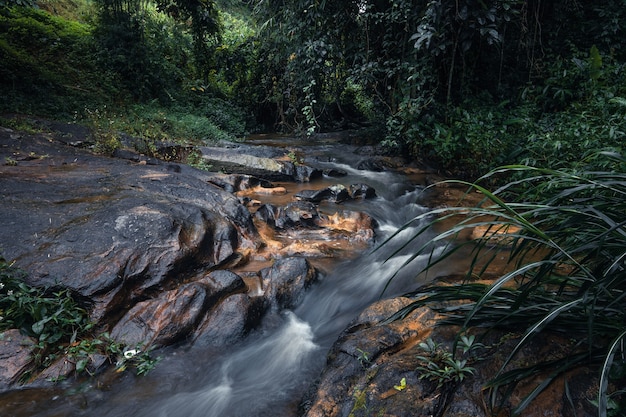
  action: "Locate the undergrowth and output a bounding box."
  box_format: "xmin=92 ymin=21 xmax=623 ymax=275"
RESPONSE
xmin=0 ymin=257 xmax=160 ymax=381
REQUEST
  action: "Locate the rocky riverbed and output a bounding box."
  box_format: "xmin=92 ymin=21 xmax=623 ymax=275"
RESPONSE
xmin=0 ymin=121 xmax=599 ymax=416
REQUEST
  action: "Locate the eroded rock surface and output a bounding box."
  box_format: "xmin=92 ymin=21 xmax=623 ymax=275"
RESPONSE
xmin=0 ymin=330 xmax=36 ymax=386
xmin=0 ymin=128 xmax=344 ymax=389
xmin=200 ymin=143 xmax=322 ymax=182
xmin=1 ymin=132 xmax=260 ymax=326
xmin=301 ymin=296 xmax=599 ymax=417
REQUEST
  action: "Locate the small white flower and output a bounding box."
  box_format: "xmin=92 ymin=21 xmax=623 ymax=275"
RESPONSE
xmin=6 ymin=290 xmax=13 ymax=296
xmin=0 ymin=283 xmax=4 ymax=289
xmin=123 ymin=349 xmax=140 ymax=359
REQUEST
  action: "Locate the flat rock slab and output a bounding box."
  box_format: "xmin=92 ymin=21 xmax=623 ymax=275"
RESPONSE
xmin=200 ymin=144 xmax=322 ymax=182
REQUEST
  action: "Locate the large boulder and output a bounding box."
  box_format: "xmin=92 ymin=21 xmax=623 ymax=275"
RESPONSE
xmin=295 ymin=184 xmax=350 ymax=204
xmin=0 ymin=132 xmax=260 ymax=325
xmin=199 ymin=145 xmax=322 ymax=182
xmin=315 ymin=210 xmax=377 ymax=242
xmin=192 ymin=292 xmax=266 ymax=347
xmin=207 ymin=173 xmax=274 ymax=193
xmin=260 ymin=257 xmax=318 ymax=310
xmin=110 ymin=271 xmax=247 ymax=348
xmin=255 ymin=202 xmax=320 ymax=230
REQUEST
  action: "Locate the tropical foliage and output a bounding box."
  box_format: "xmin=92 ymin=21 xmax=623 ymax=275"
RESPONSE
xmin=1 ymin=2 xmax=625 ymax=411
xmin=384 ymin=152 xmax=626 ymax=415
xmin=2 ymin=1 xmax=624 ymax=171
xmin=247 ymin=0 xmax=626 ymax=174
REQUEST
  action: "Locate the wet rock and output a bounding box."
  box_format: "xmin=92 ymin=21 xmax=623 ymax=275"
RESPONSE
xmin=279 ymin=202 xmax=320 ymax=228
xmin=295 ymin=184 xmax=350 ymax=204
xmin=35 ymin=355 xmax=77 ymax=383
xmin=294 ymin=189 xmax=333 ymax=203
xmin=269 ymin=160 xmax=323 ymax=183
xmin=200 ymin=146 xmax=290 ymax=180
xmin=254 ymin=203 xmax=281 ymax=228
xmin=356 ymin=157 xmax=393 ymax=172
xmin=316 ymin=210 xmax=377 ymax=242
xmin=302 ymin=296 xmax=600 ymax=417
xmin=301 ymin=298 xmax=474 ymax=417
xmin=111 ymin=282 xmax=213 ymax=348
xmin=201 ymin=271 xmax=268 ymax=345
xmin=199 ymin=144 xmax=323 ymax=183
xmin=0 ymin=330 xmax=36 ymax=389
xmin=296 ymin=183 xmax=376 ymax=204
xmin=328 ymin=185 xmax=350 ymax=203
xmin=323 ymin=168 xmax=347 ymax=177
xmin=260 ymin=257 xmax=318 ymax=310
xmin=254 ymin=204 xmax=376 ymax=260
xmin=192 ymin=293 xmax=266 ymax=347
xmin=300 ymin=297 xmax=423 ymax=417
xmin=294 ymin=164 xmax=323 ymax=182
xmin=111 ymin=271 xmax=247 ymax=348
xmin=207 ymin=173 xmax=273 ymax=193
xmin=28 ymin=119 xmax=93 ymax=148
xmin=256 ymin=202 xmax=320 ymax=230
xmin=349 ymin=183 xmax=377 ymax=199
xmin=112 ymin=148 xmax=161 ymax=165
xmin=470 ymin=224 xmax=521 ymax=247
xmin=0 ymin=132 xmax=261 ymax=325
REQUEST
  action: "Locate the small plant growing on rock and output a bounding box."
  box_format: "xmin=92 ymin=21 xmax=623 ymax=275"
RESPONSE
xmin=4 ymin=157 xmax=17 ymax=166
xmin=186 ymin=149 xmax=213 ymax=171
xmin=415 ymin=335 xmax=479 ymax=388
xmin=114 ymin=343 xmax=161 ymax=376
xmin=356 ymin=348 xmax=371 ymax=368
xmin=0 ymin=258 xmax=90 ymax=350
xmin=286 ymin=150 xmax=301 ymax=165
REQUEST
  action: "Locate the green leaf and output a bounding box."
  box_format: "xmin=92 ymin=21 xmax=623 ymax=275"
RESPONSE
xmin=32 ymin=319 xmax=47 ymax=335
xmin=394 ymin=377 xmax=407 ymax=391
xmin=75 ymin=358 xmax=89 ymax=374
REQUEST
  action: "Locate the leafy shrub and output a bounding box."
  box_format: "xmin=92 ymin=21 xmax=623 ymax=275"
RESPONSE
xmin=0 ymin=258 xmax=90 ymax=347
xmin=124 ymin=101 xmax=247 ymax=143
xmin=390 ymin=45 xmax=625 ymax=180
xmin=404 ymin=99 xmax=533 ymax=178
xmin=518 ymin=95 xmax=626 ymax=170
xmin=415 ymin=336 xmax=479 ymax=389
xmin=0 ymin=0 xmax=37 ymax=8
xmin=0 ymin=257 xmax=160 ymax=379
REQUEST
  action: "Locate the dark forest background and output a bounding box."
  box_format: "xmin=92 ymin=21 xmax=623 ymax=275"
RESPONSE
xmin=1 ymin=0 xmax=624 ymax=177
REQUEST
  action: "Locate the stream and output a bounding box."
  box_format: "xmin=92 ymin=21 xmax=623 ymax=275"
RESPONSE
xmin=2 ymin=135 xmax=453 ymax=417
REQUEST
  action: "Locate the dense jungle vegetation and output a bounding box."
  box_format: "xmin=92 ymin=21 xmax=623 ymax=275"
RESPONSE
xmin=1 ymin=0 xmax=624 ymax=177
xmin=1 ymin=1 xmax=625 ymax=415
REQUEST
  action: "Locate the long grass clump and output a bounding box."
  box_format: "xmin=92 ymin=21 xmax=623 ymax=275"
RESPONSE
xmin=384 ymin=151 xmax=626 ymax=416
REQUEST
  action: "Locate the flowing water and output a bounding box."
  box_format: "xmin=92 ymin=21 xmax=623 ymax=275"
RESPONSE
xmin=2 ymin=136 xmax=457 ymax=417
